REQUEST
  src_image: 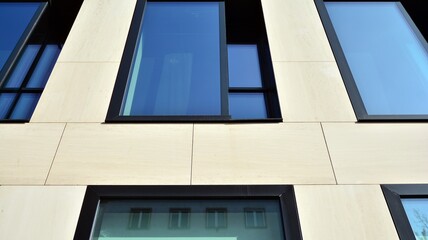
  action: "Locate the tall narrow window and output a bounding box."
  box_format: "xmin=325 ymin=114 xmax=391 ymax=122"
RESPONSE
xmin=107 ymin=0 xmax=281 ymax=122
xmin=316 ymin=1 xmax=428 ymax=120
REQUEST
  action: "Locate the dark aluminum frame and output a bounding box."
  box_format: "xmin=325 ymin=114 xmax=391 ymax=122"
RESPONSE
xmin=106 ymin=0 xmax=282 ymax=123
xmin=73 ymin=185 xmax=302 ymax=240
xmin=315 ymin=0 xmax=428 ymax=122
xmin=382 ymin=184 xmax=428 ymax=240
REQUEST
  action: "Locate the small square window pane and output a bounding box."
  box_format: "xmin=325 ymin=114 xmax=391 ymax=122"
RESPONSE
xmin=244 ymin=208 xmax=267 ymax=228
xmin=129 ymin=208 xmax=151 ymax=229
xmin=206 ymin=208 xmax=227 ymax=229
xmin=228 ymin=44 xmax=262 ymax=88
xmin=401 ymin=198 xmax=428 ymax=239
xmin=0 ymin=93 xmax=16 ymax=119
xmin=4 ymin=44 xmax=40 ymax=88
xmin=229 ymin=93 xmax=267 ymax=119
xmin=169 ymin=208 xmax=191 ymax=229
xmin=10 ymin=93 xmax=40 ymax=120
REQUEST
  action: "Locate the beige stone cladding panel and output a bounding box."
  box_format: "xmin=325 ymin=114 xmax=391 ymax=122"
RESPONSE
xmin=323 ymin=123 xmax=428 ymax=184
xmin=192 ymin=123 xmax=335 ymax=184
xmin=47 ymin=123 xmax=193 ymax=185
xmin=274 ymin=62 xmax=356 ymax=122
xmin=31 ymin=62 xmax=119 ymax=123
xmin=57 ymin=0 xmax=137 ymax=62
xmin=295 ymin=185 xmax=399 ymax=240
xmin=0 ymin=186 xmax=86 ymax=240
xmin=0 ymin=123 xmax=64 ymax=185
xmin=261 ymin=0 xmax=335 ymax=62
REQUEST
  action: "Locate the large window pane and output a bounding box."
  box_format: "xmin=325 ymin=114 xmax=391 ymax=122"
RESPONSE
xmin=0 ymin=3 xmax=41 ymax=72
xmin=401 ymin=198 xmax=428 ymax=239
xmin=326 ymin=2 xmax=428 ymax=115
xmin=90 ymin=199 xmax=285 ymax=240
xmin=121 ymin=2 xmax=221 ymax=116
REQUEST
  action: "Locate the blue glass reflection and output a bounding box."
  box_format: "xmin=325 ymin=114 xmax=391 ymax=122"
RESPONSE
xmin=402 ymin=198 xmax=428 ymax=239
xmin=228 ymin=44 xmax=262 ymax=88
xmin=10 ymin=93 xmax=40 ymax=120
xmin=121 ymin=2 xmax=221 ymax=116
xmin=326 ymin=2 xmax=428 ymax=115
xmin=0 ymin=93 xmax=15 ymax=119
xmin=0 ymin=3 xmax=41 ymax=73
xmin=229 ymin=93 xmax=266 ymax=119
xmin=5 ymin=44 xmax=40 ymax=88
xmin=27 ymin=44 xmax=61 ymax=88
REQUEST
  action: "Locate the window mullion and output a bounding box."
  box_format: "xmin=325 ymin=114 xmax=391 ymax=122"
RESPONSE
xmin=219 ymin=2 xmax=230 ymax=118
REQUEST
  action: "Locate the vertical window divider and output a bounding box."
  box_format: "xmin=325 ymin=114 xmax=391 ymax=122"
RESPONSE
xmin=219 ymin=1 xmax=230 ymax=118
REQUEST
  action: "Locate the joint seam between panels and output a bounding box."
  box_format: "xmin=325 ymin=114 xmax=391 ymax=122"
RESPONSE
xmin=44 ymin=122 xmax=67 ymax=185
xmin=190 ymin=124 xmax=195 ymax=185
xmin=320 ymin=122 xmax=338 ymax=185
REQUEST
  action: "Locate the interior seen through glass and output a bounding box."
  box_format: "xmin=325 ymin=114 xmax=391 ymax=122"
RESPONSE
xmin=90 ymin=199 xmax=285 ymax=240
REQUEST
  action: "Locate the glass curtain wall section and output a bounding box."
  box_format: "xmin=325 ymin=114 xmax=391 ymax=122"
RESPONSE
xmin=325 ymin=2 xmax=428 ymax=116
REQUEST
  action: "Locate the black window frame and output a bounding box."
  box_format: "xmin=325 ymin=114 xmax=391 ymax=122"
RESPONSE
xmin=382 ymin=184 xmax=428 ymax=240
xmin=106 ymin=0 xmax=282 ymax=123
xmin=73 ymin=185 xmax=302 ymax=240
xmin=315 ymin=0 xmax=428 ymax=122
xmin=0 ymin=0 xmax=83 ymax=123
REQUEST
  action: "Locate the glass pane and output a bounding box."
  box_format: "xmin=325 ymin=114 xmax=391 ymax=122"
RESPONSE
xmin=0 ymin=93 xmax=16 ymax=119
xmin=121 ymin=2 xmax=221 ymax=116
xmin=0 ymin=3 xmax=41 ymax=72
xmin=228 ymin=45 xmax=262 ymax=88
xmin=26 ymin=44 xmax=61 ymax=88
xmin=5 ymin=44 xmax=40 ymax=88
xmin=229 ymin=93 xmax=267 ymax=119
xmin=91 ymin=199 xmax=285 ymax=240
xmin=326 ymin=2 xmax=428 ymax=115
xmin=10 ymin=93 xmax=40 ymax=120
xmin=401 ymin=198 xmax=428 ymax=239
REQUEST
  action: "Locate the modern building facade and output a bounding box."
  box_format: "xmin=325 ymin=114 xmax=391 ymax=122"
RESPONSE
xmin=0 ymin=0 xmax=427 ymax=239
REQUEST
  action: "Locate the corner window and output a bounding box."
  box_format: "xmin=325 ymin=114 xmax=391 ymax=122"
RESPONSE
xmin=0 ymin=1 xmax=82 ymax=122
xmin=73 ymin=186 xmax=302 ymax=239
xmin=382 ymin=185 xmax=428 ymax=240
xmin=316 ymin=1 xmax=428 ymax=121
xmin=106 ymin=0 xmax=281 ymax=122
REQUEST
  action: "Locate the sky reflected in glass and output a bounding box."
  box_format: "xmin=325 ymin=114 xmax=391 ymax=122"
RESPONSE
xmin=402 ymin=198 xmax=428 ymax=239
xmin=121 ymin=2 xmax=221 ymax=116
xmin=326 ymin=2 xmax=428 ymax=115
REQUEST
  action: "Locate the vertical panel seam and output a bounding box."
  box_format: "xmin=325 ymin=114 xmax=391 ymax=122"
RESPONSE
xmin=190 ymin=124 xmax=195 ymax=185
xmin=320 ymin=122 xmax=338 ymax=185
xmin=44 ymin=122 xmax=67 ymax=185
